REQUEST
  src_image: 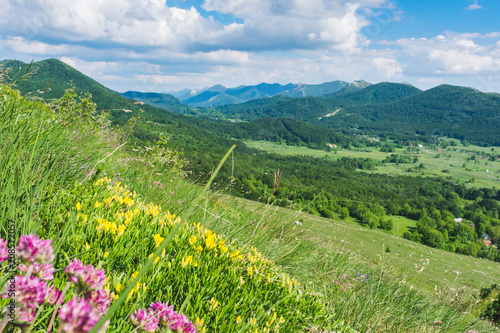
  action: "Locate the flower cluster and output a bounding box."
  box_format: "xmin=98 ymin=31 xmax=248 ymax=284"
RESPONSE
xmin=58 ymin=258 xmax=112 ymax=332
xmin=1 ymin=234 xmax=56 ymax=328
xmin=0 ymin=238 xmax=8 ymax=263
xmin=0 ymin=234 xmax=112 ymax=333
xmin=131 ymin=302 xmax=196 ymax=333
xmin=16 ymin=234 xmax=54 ymax=265
xmin=65 ymin=258 xmax=106 ymax=293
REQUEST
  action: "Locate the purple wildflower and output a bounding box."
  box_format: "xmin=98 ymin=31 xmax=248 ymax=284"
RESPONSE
xmin=0 ymin=238 xmax=8 ymax=262
xmin=130 ymin=308 xmax=158 ymax=332
xmin=59 ymin=297 xmax=101 ymax=333
xmin=2 ymin=275 xmax=47 ymax=309
xmin=19 ymin=262 xmax=55 ymax=281
xmin=65 ymin=259 xmax=106 ymax=292
xmin=358 ymin=273 xmax=363 ymax=277
xmin=86 ymin=289 xmax=112 ymax=315
xmin=16 ymin=234 xmax=54 ymax=265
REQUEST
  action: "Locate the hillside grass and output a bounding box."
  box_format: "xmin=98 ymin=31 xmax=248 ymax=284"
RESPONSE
xmin=1 ymin=84 xmax=499 ymax=332
xmin=246 ymin=140 xmax=500 ymax=189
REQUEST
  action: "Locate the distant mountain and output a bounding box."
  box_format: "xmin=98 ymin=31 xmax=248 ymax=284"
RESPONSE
xmin=324 ymin=84 xmax=500 ymax=145
xmin=121 ymin=91 xmax=182 ymax=107
xmin=169 ymin=81 xmax=348 ymax=108
xmin=205 ymin=81 xmax=422 ymax=122
xmin=0 ymin=58 xmax=209 ymax=122
xmin=327 ymin=80 xmax=372 ymax=96
xmin=281 ymin=80 xmax=348 ymax=98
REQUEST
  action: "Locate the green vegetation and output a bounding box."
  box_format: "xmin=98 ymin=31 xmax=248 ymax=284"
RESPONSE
xmin=2 ymin=58 xmax=500 ymax=331
xmin=1 ymin=84 xmax=499 ymax=332
xmin=0 ymin=85 xmax=351 ymax=332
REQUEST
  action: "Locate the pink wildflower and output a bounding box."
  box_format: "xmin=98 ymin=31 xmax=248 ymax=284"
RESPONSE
xmin=46 ymin=285 xmax=63 ymax=305
xmin=10 ymin=306 xmax=36 ymax=326
xmin=176 ymin=313 xmax=197 ymax=333
xmin=130 ymin=308 xmax=158 ymax=332
xmin=86 ymin=289 xmax=112 ymax=315
xmin=19 ymin=262 xmax=54 ymax=281
xmin=149 ymin=302 xmax=178 ymax=329
xmin=59 ymin=297 xmax=101 ymax=333
xmin=65 ymin=259 xmax=106 ymax=292
xmin=16 ymin=234 xmax=54 ymax=264
xmin=0 ymin=238 xmax=8 ymax=262
xmin=341 ymin=274 xmax=346 ymax=280
xmin=2 ymin=275 xmax=47 ymax=309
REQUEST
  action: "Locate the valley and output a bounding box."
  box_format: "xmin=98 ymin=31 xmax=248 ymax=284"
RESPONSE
xmin=246 ymin=139 xmax=500 ymax=189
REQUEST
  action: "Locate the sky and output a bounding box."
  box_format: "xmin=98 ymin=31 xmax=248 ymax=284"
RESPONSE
xmin=1 ymin=0 xmax=500 ymax=93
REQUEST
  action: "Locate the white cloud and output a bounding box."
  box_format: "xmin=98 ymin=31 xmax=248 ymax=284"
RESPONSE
xmin=0 ymin=0 xmax=393 ymax=54
xmin=466 ymin=1 xmax=482 ymax=10
xmin=390 ymin=32 xmax=500 ymax=76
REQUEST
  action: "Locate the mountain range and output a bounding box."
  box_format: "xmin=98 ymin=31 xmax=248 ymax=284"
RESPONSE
xmin=1 ymin=58 xmax=500 ymax=146
xmin=153 ymin=80 xmax=350 ymax=108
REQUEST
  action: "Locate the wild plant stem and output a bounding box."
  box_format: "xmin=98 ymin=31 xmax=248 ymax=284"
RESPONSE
xmin=0 ymin=313 xmax=10 ymax=332
xmin=47 ymin=283 xmax=70 ymax=333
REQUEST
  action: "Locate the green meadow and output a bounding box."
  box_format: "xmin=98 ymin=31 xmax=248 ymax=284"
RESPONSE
xmin=245 ymin=140 xmax=500 ymax=189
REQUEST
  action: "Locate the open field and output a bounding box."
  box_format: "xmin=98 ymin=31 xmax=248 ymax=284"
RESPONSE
xmin=230 ymin=196 xmax=500 ymax=296
xmin=246 ymin=140 xmax=500 ymax=189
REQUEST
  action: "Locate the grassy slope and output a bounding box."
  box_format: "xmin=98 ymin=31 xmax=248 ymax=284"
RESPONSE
xmin=230 ymin=196 xmax=500 ymax=296
xmin=0 ymin=85 xmax=351 ymax=333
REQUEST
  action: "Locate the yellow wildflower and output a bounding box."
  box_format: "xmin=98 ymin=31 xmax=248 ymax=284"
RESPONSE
xmin=117 ymin=224 xmax=126 ymax=237
xmin=181 ymin=256 xmax=193 ymax=268
xmin=123 ymin=197 xmax=134 ymax=207
xmin=195 ymin=318 xmax=204 ymax=328
xmin=196 ymin=245 xmax=203 ymax=255
xmin=115 ymin=283 xmax=122 ymax=293
xmin=236 ymin=316 xmax=242 ymax=324
xmin=205 ymin=231 xmax=217 ymax=250
xmin=85 ymin=242 xmax=90 ymax=251
xmin=76 ymin=202 xmax=82 ymax=211
xmin=95 ymin=201 xmax=103 ymax=208
xmin=103 ymin=252 xmax=109 ymax=258
xmin=247 ymin=267 xmax=253 ymax=277
xmin=189 ymin=236 xmax=197 ymax=245
xmin=154 ymin=234 xmax=164 ymax=247
xmin=209 ymin=298 xmax=219 ymax=311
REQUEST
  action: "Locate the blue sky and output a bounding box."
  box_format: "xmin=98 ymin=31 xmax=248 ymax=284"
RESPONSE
xmin=1 ymin=0 xmax=499 ymax=93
